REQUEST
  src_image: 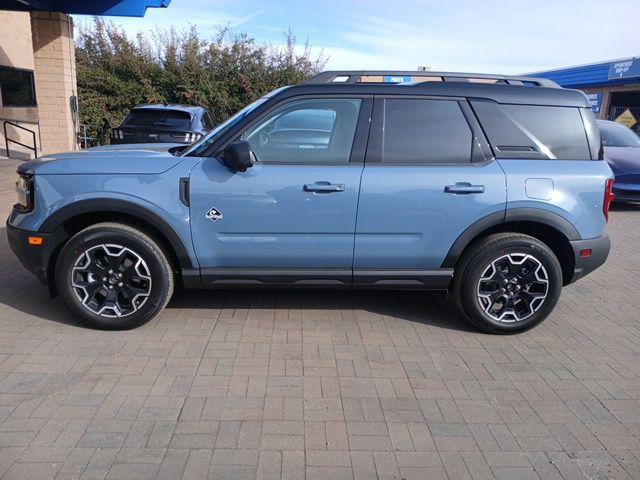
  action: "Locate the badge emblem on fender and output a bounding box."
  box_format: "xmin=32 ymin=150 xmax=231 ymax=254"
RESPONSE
xmin=205 ymin=207 xmax=222 ymax=221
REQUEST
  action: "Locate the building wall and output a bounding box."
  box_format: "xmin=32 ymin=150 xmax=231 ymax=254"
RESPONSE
xmin=0 ymin=10 xmax=79 ymax=158
xmin=0 ymin=11 xmax=40 ymax=158
xmin=31 ymin=11 xmax=78 ymax=155
xmin=583 ymin=84 xmax=640 ymax=121
xmin=0 ymin=11 xmax=35 ymax=70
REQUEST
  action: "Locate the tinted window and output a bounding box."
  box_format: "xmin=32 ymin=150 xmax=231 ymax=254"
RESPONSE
xmin=244 ymin=98 xmax=361 ymax=164
xmin=599 ymin=121 xmax=640 ymax=148
xmin=203 ymin=112 xmax=214 ymax=130
xmin=382 ymin=99 xmax=472 ymax=164
xmin=273 ymin=109 xmax=336 ymax=132
xmin=473 ymin=100 xmax=592 ymax=160
xmin=123 ymin=110 xmax=191 ymax=130
xmin=581 ymin=108 xmax=602 ymax=160
xmin=0 ymin=67 xmax=36 ymax=107
xmin=502 ymin=105 xmax=590 ymax=159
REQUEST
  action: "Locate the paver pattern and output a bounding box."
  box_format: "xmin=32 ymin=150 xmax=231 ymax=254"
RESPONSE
xmin=1 ymin=157 xmax=640 ymax=479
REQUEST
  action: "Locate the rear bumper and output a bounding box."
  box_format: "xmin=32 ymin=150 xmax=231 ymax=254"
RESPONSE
xmin=612 ymin=189 xmax=640 ymax=203
xmin=613 ymin=180 xmax=640 ymax=202
xmin=567 ymin=234 xmax=610 ymax=285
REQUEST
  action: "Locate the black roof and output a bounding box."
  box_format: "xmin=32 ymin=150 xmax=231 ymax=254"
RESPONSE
xmin=279 ymin=71 xmax=591 ymax=108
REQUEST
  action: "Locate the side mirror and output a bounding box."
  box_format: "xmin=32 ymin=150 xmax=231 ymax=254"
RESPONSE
xmin=223 ymin=141 xmax=254 ymax=172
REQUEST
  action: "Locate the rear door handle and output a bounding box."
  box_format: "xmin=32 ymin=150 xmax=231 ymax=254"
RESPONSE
xmin=303 ymin=182 xmax=345 ymax=193
xmin=444 ymin=182 xmax=485 ymax=194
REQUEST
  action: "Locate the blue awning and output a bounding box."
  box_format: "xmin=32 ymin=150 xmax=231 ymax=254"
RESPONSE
xmin=529 ymin=57 xmax=640 ymax=88
xmin=0 ymin=0 xmax=171 ymax=17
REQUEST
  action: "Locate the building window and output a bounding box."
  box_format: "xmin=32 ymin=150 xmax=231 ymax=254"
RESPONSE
xmin=0 ymin=67 xmax=37 ymax=107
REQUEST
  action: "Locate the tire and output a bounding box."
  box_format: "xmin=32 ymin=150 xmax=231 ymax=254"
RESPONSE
xmin=452 ymin=233 xmax=563 ymax=334
xmin=55 ymin=222 xmax=174 ymax=329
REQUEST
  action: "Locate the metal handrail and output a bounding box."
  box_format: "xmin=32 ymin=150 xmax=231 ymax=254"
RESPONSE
xmin=3 ymin=120 xmax=38 ymax=159
xmin=78 ymin=123 xmax=103 ymax=149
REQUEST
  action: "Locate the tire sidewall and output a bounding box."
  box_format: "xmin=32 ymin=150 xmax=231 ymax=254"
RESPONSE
xmin=56 ymin=227 xmax=170 ymax=329
xmin=459 ymin=238 xmax=563 ymax=334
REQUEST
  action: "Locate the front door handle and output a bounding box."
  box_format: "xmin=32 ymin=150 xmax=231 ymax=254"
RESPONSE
xmin=303 ymin=182 xmax=345 ymax=193
xmin=444 ymin=182 xmax=485 ymax=194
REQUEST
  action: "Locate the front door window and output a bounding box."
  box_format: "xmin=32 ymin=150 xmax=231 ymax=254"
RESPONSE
xmin=243 ymin=98 xmax=362 ymax=164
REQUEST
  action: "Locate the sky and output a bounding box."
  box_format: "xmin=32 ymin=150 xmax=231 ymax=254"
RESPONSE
xmin=73 ymin=0 xmax=640 ymax=74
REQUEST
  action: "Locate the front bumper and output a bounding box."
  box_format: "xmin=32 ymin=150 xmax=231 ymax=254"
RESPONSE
xmin=6 ymin=221 xmax=63 ymax=286
xmin=568 ymin=234 xmax=610 ymax=284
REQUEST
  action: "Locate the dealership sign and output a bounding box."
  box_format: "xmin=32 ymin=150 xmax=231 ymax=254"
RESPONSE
xmin=585 ymin=92 xmax=603 ymax=113
xmin=608 ymin=58 xmax=640 ymax=80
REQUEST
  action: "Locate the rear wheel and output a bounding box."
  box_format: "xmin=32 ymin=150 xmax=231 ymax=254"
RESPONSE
xmin=452 ymin=233 xmax=563 ymax=334
xmin=55 ymin=222 xmax=174 ymax=329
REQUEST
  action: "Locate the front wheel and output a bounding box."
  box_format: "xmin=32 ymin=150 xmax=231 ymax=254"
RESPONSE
xmin=55 ymin=222 xmax=174 ymax=329
xmin=452 ymin=233 xmax=563 ymax=334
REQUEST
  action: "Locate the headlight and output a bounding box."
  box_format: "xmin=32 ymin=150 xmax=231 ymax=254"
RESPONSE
xmin=15 ymin=174 xmax=33 ymax=212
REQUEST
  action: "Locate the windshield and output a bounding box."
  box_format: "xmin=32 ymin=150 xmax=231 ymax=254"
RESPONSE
xmin=124 ymin=109 xmax=191 ymax=130
xmin=599 ymin=121 xmax=640 ymax=148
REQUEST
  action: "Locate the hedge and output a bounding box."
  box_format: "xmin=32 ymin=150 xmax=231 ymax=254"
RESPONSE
xmin=76 ymin=18 xmax=326 ymax=144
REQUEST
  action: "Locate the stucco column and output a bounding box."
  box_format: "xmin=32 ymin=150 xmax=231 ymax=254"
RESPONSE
xmin=30 ymin=11 xmax=78 ymax=155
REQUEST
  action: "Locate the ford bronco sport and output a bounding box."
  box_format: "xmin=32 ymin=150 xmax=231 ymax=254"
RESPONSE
xmin=7 ymin=71 xmax=613 ymax=333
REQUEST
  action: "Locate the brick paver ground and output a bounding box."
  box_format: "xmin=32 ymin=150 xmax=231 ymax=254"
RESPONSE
xmin=1 ymin=157 xmax=640 ymax=479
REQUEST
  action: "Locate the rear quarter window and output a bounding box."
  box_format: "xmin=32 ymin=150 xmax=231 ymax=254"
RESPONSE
xmin=471 ymin=100 xmax=592 ymax=160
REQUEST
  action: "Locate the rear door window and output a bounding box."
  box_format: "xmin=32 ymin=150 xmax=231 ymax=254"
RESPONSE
xmin=380 ymin=98 xmax=473 ymax=164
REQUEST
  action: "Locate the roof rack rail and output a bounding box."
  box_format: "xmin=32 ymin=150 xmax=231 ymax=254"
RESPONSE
xmin=302 ymin=71 xmax=560 ymax=88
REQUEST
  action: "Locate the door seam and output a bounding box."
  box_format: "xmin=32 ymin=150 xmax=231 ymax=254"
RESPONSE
xmin=351 ymin=99 xmax=375 ymax=278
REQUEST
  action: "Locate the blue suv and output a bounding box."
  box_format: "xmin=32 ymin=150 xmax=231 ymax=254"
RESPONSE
xmin=7 ymin=71 xmax=614 ymax=333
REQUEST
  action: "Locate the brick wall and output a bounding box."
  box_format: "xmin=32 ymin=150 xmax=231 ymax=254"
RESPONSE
xmin=30 ymin=11 xmax=78 ymax=155
xmin=0 ymin=11 xmax=40 ymax=158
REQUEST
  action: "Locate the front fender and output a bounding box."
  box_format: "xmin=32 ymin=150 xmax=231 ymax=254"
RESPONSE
xmin=38 ymin=197 xmax=196 ymax=270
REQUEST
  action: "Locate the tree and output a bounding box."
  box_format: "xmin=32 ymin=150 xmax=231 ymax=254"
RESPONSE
xmin=75 ymin=18 xmax=326 ymax=144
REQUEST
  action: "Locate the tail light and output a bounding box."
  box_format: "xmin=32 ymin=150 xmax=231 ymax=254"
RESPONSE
xmin=603 ymin=178 xmax=615 ymax=222
xmin=182 ymin=133 xmax=201 ymax=143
